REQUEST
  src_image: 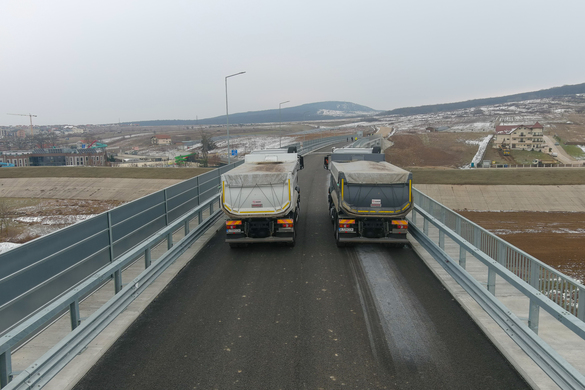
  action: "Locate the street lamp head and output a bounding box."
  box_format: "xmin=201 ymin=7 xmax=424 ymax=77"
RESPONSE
xmin=226 ymin=71 xmax=246 ymax=79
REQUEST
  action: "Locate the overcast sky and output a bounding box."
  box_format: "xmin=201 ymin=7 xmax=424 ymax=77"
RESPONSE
xmin=1 ymin=0 xmax=584 ymax=126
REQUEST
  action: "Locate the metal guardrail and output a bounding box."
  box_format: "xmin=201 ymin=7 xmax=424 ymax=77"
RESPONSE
xmin=412 ymin=189 xmax=585 ymax=324
xmin=410 ymin=190 xmax=585 ymax=389
xmin=0 ymin=134 xmax=349 ymax=388
xmin=1 ymin=196 xmax=222 ymax=389
xmin=0 ymin=161 xmax=243 ymax=336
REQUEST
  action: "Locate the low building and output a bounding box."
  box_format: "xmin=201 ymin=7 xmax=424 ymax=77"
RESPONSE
xmin=0 ymin=147 xmax=107 ymax=167
xmin=151 ymin=135 xmax=172 ymax=145
xmin=494 ymin=122 xmax=544 ymax=151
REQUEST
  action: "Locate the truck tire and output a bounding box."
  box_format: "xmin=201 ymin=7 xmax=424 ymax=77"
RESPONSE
xmin=287 ymin=230 xmax=296 ymax=247
xmin=334 ymin=218 xmax=345 ymax=247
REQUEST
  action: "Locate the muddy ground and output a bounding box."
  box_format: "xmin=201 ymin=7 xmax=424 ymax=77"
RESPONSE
xmin=458 ymin=211 xmax=585 ymax=283
xmin=2 ymin=199 xmax=122 ymax=244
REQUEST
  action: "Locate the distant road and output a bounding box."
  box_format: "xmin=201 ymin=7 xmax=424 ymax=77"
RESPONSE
xmin=544 ymin=135 xmax=578 ymax=164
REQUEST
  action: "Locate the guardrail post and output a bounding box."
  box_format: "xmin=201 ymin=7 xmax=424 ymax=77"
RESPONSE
xmin=529 ymin=298 xmax=540 ymax=334
xmin=198 ymin=209 xmax=203 ymax=225
xmin=164 ymin=189 xmax=169 ymax=226
xmin=528 ymin=261 xmax=541 ymax=333
xmin=167 ymin=232 xmax=173 ymax=250
xmin=144 ymin=247 xmax=151 ymax=268
xmin=107 ymin=212 xmax=122 ymax=293
xmin=473 ymin=226 xmax=482 ymax=250
xmin=210 ymin=201 xmax=214 ymax=214
xmin=70 ymin=299 xmax=81 ymax=330
xmin=438 ymin=230 xmax=444 ymax=250
xmin=459 ymin=246 xmax=466 ymax=269
xmin=0 ymin=351 xmax=12 ymax=388
xmin=423 ymin=217 xmax=429 ymax=236
xmin=578 ymin=286 xmax=585 ymax=322
xmin=114 ymin=271 xmax=122 ymax=294
xmin=497 ymin=241 xmax=507 ymax=267
xmin=487 ymin=265 xmax=496 ymax=295
xmin=411 ymin=209 xmax=417 ymax=225
xmin=196 ymin=177 xmax=201 ymax=206
xmin=185 ymin=219 xmax=190 ymax=236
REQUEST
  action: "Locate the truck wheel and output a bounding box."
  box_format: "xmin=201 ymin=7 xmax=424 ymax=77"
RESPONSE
xmin=287 ymin=231 xmax=296 ymax=247
xmin=334 ymin=218 xmax=345 ymax=247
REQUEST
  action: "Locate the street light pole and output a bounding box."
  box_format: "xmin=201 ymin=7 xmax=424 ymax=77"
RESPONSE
xmin=279 ymin=100 xmax=290 ymax=148
xmin=225 ymin=71 xmax=246 ymax=164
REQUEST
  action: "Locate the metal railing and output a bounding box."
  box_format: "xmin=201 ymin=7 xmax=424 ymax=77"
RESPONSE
xmin=410 ymin=189 xmax=585 ymax=389
xmin=412 ymin=188 xmax=585 ymax=324
xmin=0 ymin=162 xmax=243 ymax=336
xmin=0 ymin=134 xmax=349 ymax=388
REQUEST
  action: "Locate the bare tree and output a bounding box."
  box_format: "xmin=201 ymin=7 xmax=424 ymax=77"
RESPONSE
xmin=34 ymin=132 xmax=50 ymax=149
xmin=200 ymin=132 xmax=217 ymax=167
xmin=0 ymin=199 xmax=14 ymax=234
xmin=47 ymin=131 xmax=60 ymax=148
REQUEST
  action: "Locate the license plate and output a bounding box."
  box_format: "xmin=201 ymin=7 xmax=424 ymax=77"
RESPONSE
xmin=339 ymin=227 xmax=354 ymax=232
xmin=227 ymin=229 xmax=242 ymax=234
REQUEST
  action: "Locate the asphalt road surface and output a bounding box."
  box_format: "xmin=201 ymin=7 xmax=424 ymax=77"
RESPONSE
xmin=74 ymin=145 xmax=529 ymax=390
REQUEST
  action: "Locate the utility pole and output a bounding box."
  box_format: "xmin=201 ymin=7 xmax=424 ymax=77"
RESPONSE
xmin=7 ymin=113 xmax=37 ymax=136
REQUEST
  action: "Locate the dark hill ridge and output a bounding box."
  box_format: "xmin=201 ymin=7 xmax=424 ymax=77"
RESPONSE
xmin=129 ymin=101 xmax=378 ymax=126
xmin=125 ymin=82 xmax=585 ymax=126
xmin=381 ymin=82 xmax=585 ymax=116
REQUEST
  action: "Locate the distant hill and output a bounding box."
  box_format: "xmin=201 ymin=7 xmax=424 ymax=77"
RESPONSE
xmin=381 ymin=82 xmax=585 ymax=116
xmin=129 ymin=101 xmax=379 ymax=126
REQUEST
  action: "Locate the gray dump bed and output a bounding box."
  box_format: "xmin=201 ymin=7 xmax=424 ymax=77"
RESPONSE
xmin=221 ymin=153 xmax=299 ymax=218
xmin=222 ymin=160 xmax=297 ymax=186
xmin=330 ymin=160 xmax=410 ymax=184
xmin=330 ymin=160 xmax=412 ymax=217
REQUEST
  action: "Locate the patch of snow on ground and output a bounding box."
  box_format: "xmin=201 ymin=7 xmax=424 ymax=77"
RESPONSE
xmin=15 ymin=215 xmax=98 ymax=225
xmin=0 ymin=242 xmax=21 ymax=254
xmin=449 ymin=122 xmax=493 ymax=132
xmin=460 ymin=135 xmax=493 ymax=169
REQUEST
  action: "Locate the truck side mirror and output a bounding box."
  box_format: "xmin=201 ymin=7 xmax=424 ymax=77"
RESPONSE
xmin=299 ymin=155 xmax=304 ymax=170
xmin=323 ymin=156 xmax=329 ymax=170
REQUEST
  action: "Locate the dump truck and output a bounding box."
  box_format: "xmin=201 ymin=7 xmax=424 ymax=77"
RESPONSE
xmin=221 ymin=147 xmax=304 ymax=248
xmin=324 ymin=147 xmax=413 ymax=247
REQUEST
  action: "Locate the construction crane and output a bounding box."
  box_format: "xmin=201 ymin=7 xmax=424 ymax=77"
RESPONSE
xmin=7 ymin=113 xmax=37 ymax=136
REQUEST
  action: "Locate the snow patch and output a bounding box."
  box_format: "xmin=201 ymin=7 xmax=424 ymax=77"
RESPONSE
xmin=0 ymin=242 xmax=21 ymax=254
xmin=15 ymin=215 xmax=98 ymax=225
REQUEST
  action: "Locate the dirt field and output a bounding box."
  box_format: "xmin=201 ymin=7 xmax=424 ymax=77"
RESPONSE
xmin=1 ymin=198 xmax=122 ymax=244
xmin=386 ymin=132 xmax=489 ymax=168
xmin=458 ymin=211 xmax=585 ymax=283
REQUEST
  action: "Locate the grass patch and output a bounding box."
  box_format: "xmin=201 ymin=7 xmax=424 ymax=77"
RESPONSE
xmin=509 ymin=150 xmax=551 ymax=165
xmin=410 ymin=168 xmax=585 ymax=185
xmin=0 ymin=167 xmax=213 ymax=180
xmin=562 ymin=145 xmax=585 ymax=159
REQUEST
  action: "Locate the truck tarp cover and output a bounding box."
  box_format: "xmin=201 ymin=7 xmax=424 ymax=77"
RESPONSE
xmin=222 ymin=161 xmax=296 ymax=186
xmin=331 ymin=161 xmax=410 ymax=184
